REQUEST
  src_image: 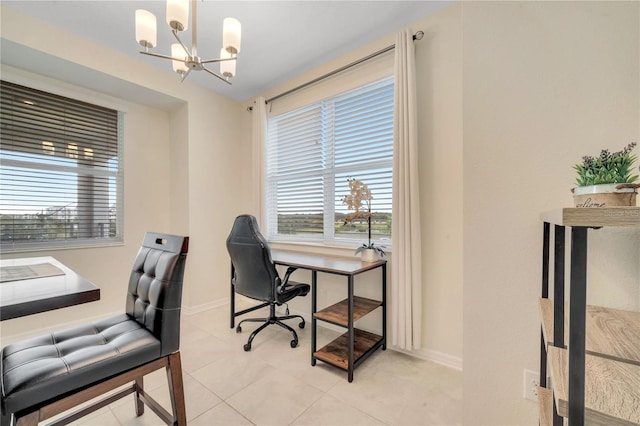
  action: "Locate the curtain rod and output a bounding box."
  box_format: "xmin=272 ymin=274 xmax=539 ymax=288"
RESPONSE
xmin=247 ymin=30 xmax=423 ymax=111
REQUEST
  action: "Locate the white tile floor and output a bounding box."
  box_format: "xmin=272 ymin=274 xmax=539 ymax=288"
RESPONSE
xmin=69 ymin=302 xmax=462 ymax=426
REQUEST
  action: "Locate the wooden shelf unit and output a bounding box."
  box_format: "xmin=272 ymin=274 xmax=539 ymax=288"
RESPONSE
xmin=313 ymin=295 xmax=384 ymax=376
xmin=539 ymin=207 xmax=640 ymax=425
xmin=270 ymin=250 xmax=387 ymax=382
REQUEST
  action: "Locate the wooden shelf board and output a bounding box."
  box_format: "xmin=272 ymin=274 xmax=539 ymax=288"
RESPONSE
xmin=547 ymin=346 xmax=640 ymax=426
xmin=314 ymin=296 xmax=382 ymax=327
xmin=314 ymin=328 xmax=382 ymax=370
xmin=539 ymin=298 xmax=554 ymax=352
xmin=541 ymin=207 xmax=640 ymax=227
xmin=539 ymin=298 xmax=640 ymax=365
xmin=538 ymin=386 xmax=554 ymax=426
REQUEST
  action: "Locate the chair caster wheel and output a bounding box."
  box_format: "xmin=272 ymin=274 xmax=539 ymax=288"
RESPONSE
xmin=236 ymin=326 xmax=242 ymax=333
xmin=298 ymin=322 xmax=305 ymax=329
xmin=243 ymin=343 xmax=251 ymax=351
xmin=290 ymin=340 xmax=298 ymax=348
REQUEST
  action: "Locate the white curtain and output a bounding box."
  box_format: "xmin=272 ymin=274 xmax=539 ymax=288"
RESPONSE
xmin=391 ymin=29 xmax=422 ymax=351
xmin=251 ymin=97 xmax=267 ymax=222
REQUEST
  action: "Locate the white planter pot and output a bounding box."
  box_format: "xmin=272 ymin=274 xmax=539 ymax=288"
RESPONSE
xmin=361 ymin=248 xmax=378 ymax=263
xmin=572 ymin=183 xmax=639 ymax=208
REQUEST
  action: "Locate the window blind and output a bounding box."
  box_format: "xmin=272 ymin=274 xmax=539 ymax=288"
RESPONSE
xmin=266 ymin=78 xmax=393 ymax=244
xmin=0 ymin=80 xmax=123 ymax=252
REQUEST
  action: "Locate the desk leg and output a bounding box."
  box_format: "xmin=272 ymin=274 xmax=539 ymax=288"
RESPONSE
xmin=230 ymin=263 xmax=235 ymax=329
xmin=382 ymin=262 xmax=387 ymax=350
xmin=348 ymin=275 xmax=354 ymax=382
xmin=311 ymin=270 xmax=317 ymax=366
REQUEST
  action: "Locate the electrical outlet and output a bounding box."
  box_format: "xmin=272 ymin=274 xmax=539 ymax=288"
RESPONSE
xmin=523 ymin=369 xmax=539 ymax=401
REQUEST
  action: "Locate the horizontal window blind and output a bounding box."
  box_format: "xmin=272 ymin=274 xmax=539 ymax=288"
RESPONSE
xmin=0 ymin=80 xmax=123 ymax=252
xmin=266 ymin=78 xmax=393 ymax=244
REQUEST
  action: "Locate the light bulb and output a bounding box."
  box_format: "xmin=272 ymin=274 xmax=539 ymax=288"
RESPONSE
xmin=172 ymin=43 xmax=189 ymax=73
xmin=223 ymin=17 xmax=241 ymax=54
xmin=135 ymin=9 xmax=157 ymax=48
xmin=167 ymin=0 xmax=189 ymax=31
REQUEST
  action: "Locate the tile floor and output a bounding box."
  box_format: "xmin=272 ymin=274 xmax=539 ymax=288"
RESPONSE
xmin=65 ymin=301 xmax=462 ymax=426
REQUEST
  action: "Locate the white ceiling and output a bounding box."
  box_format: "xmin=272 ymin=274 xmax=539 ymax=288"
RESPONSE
xmin=1 ymin=1 xmax=453 ymax=102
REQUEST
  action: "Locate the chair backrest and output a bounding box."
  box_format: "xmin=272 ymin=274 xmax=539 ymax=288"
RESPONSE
xmin=226 ymin=215 xmax=279 ymax=302
xmin=126 ymin=232 xmax=189 ymax=356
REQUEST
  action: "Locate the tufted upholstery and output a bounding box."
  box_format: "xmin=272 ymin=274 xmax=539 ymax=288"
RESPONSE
xmin=1 ymin=315 xmax=159 ymax=415
xmin=0 ymin=232 xmax=188 ymax=425
xmin=227 ymin=215 xmax=309 ymax=351
xmin=125 ymin=234 xmax=187 ymax=356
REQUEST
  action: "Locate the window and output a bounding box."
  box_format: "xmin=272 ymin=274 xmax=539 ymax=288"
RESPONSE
xmin=0 ymin=81 xmax=123 ymax=252
xmin=265 ymin=78 xmax=393 ymax=245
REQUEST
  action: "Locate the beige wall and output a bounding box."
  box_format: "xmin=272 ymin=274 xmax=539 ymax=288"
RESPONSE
xmin=462 ymin=2 xmax=639 ymax=424
xmin=416 ymin=4 xmax=463 ymax=364
xmin=184 ymin=88 xmax=253 ymax=307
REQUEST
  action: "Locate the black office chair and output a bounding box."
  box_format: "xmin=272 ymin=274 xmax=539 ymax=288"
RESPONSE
xmin=0 ymin=232 xmax=189 ymax=426
xmin=227 ymin=215 xmax=310 ymax=351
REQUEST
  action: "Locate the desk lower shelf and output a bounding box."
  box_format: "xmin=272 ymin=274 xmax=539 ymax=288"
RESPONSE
xmin=314 ymin=328 xmax=382 ymax=370
xmin=314 ymin=296 xmax=382 ymax=327
xmin=547 ymin=346 xmax=640 ymax=426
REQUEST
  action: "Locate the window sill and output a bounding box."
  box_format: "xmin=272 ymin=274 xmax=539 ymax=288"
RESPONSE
xmin=1 ymin=239 xmax=124 ymax=255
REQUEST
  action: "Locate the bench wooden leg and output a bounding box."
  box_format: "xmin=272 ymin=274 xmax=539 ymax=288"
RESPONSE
xmin=134 ymin=376 xmax=145 ymax=416
xmin=15 ymin=411 xmax=39 ymax=426
xmin=166 ymin=352 xmax=187 ymax=425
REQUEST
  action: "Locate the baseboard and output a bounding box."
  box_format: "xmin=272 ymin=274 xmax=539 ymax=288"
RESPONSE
xmin=183 ymin=295 xmax=262 ymax=316
xmin=183 ymin=297 xmax=230 ymax=316
xmin=391 ymin=346 xmax=463 ymax=371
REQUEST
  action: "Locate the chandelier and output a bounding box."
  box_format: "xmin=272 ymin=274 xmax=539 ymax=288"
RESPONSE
xmin=134 ymin=0 xmax=241 ymax=84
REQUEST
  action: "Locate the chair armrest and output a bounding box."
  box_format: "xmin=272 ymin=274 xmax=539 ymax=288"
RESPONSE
xmin=277 ymin=266 xmax=298 ymax=294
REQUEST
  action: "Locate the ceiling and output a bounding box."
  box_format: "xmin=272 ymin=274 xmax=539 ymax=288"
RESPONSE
xmin=1 ymin=1 xmax=452 ymax=102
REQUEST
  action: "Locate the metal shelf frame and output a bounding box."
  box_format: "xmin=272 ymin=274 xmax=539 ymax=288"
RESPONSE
xmin=540 ymin=222 xmax=588 ymax=425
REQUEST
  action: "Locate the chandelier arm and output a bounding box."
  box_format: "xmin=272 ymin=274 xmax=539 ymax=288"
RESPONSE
xmin=200 ymin=57 xmax=236 ymax=64
xmin=171 ymin=29 xmax=192 ymax=57
xmin=180 ymin=69 xmax=191 ymax=82
xmin=140 ymin=51 xmax=186 ymax=62
xmin=202 ymin=66 xmax=232 ymax=85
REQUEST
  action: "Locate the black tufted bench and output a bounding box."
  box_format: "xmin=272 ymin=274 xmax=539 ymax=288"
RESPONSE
xmin=1 ymin=233 xmax=189 ymax=426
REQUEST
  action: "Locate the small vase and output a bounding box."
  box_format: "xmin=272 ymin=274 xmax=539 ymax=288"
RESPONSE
xmin=361 ymin=248 xmax=378 ymax=262
xmin=572 ymin=183 xmax=639 ymax=208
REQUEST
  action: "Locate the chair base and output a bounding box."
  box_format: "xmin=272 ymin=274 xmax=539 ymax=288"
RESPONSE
xmin=236 ymin=304 xmax=305 ymax=351
xmin=5 ymin=352 xmax=186 ymax=426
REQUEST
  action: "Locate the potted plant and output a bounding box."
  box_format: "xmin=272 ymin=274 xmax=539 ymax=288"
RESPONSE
xmin=342 ymin=178 xmax=386 ymax=262
xmin=572 ymin=142 xmax=640 ymax=207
